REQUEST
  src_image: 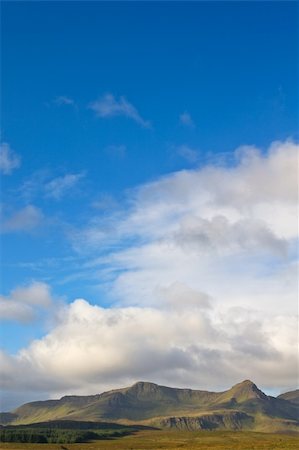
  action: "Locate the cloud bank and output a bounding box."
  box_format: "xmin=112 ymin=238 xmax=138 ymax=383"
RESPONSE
xmin=1 ymin=297 xmax=296 ymax=402
xmin=1 ymin=140 xmax=298 ymax=407
xmin=75 ymin=140 xmax=297 ymax=312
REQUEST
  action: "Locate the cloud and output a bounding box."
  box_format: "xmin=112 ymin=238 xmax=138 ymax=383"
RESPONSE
xmin=11 ymin=282 xmax=52 ymax=307
xmin=91 ymin=193 xmax=118 ymax=210
xmin=179 ymin=111 xmax=195 ymax=128
xmin=174 ymin=215 xmax=288 ymax=256
xmin=0 ymin=300 xmax=34 ymax=323
xmin=89 ymin=94 xmax=151 ymax=128
xmin=157 ymin=282 xmax=212 ymax=310
xmin=53 ymin=96 xmax=76 ymax=107
xmin=177 ymin=145 xmax=199 ymax=163
xmin=72 ymin=140 xmax=298 ymax=315
xmin=0 ymin=297 xmax=296 ymax=405
xmin=0 ymin=282 xmax=53 ymax=323
xmin=1 ymin=139 xmax=298 ymax=408
xmin=18 ymin=170 xmax=85 ymax=201
xmin=0 ymin=142 xmax=21 ymax=175
xmin=44 ymin=172 xmax=85 ymax=200
xmin=1 ymin=205 xmax=44 ymax=233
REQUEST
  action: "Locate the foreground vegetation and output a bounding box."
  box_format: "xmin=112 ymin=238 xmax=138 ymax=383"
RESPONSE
xmin=0 ymin=422 xmax=142 ymax=444
xmin=0 ymin=427 xmax=133 ymax=444
xmin=1 ymin=429 xmax=299 ymax=449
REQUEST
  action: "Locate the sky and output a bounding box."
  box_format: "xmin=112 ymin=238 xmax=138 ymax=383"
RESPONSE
xmin=0 ymin=1 xmax=298 ymax=410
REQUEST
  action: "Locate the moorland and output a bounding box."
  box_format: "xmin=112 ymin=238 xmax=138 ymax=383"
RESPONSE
xmin=1 ymin=380 xmax=298 ymax=448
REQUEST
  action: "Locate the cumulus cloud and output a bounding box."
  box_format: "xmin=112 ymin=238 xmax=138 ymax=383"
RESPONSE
xmin=89 ymin=94 xmax=151 ymax=128
xmin=44 ymin=172 xmax=85 ymax=200
xmin=1 ymin=205 xmax=44 ymax=233
xmin=157 ymin=282 xmax=212 ymax=310
xmin=0 ymin=297 xmax=296 ymax=404
xmin=11 ymin=282 xmax=53 ymax=307
xmin=1 ymin=139 xmax=298 ymax=408
xmin=174 ymin=215 xmax=288 ymax=256
xmin=0 ymin=142 xmax=21 ymax=175
xmin=0 ymin=300 xmax=34 ymax=323
xmin=0 ymin=282 xmax=53 ymax=323
xmin=179 ymin=111 xmax=195 ymax=127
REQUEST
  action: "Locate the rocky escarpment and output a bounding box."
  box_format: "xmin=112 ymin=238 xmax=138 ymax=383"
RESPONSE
xmin=158 ymin=411 xmax=254 ymax=431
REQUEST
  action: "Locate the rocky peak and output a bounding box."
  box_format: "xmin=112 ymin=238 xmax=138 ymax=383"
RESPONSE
xmin=128 ymin=381 xmax=160 ymax=394
xmin=228 ymin=380 xmax=268 ymax=402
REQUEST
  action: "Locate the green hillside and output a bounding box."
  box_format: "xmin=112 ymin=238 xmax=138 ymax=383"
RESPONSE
xmin=1 ymin=380 xmax=298 ymax=433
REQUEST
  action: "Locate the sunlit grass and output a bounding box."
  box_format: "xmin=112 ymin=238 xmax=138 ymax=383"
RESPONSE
xmin=1 ymin=429 xmax=298 ymax=449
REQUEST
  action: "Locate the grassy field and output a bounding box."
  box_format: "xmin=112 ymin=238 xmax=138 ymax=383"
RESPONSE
xmin=1 ymin=429 xmax=298 ymax=450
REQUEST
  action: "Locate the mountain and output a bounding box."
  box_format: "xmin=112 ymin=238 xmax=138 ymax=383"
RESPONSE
xmin=278 ymin=389 xmax=299 ymax=405
xmin=1 ymin=380 xmax=298 ymax=432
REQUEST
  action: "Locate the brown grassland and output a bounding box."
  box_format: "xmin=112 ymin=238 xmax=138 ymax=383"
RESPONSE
xmin=1 ymin=430 xmax=299 ymax=450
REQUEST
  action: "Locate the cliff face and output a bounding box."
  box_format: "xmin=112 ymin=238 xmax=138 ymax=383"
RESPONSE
xmin=158 ymin=411 xmax=254 ymax=431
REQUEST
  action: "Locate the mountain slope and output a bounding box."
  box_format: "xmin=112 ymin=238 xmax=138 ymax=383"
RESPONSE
xmin=278 ymin=390 xmax=299 ymax=405
xmin=1 ymin=380 xmax=298 ymax=432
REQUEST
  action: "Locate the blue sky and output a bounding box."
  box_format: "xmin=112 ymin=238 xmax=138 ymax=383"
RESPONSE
xmin=0 ymin=1 xmax=298 ymax=409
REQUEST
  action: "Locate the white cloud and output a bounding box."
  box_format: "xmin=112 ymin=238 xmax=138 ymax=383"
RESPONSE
xmin=0 ymin=297 xmax=296 ymax=402
xmin=174 ymin=215 xmax=288 ymax=256
xmin=89 ymin=94 xmax=151 ymax=128
xmin=1 ymin=205 xmax=44 ymax=233
xmin=124 ymin=139 xmax=298 ymax=240
xmin=0 ymin=282 xmax=53 ymax=323
xmin=44 ymin=172 xmax=85 ymax=200
xmin=0 ymin=300 xmax=34 ymax=323
xmin=0 ymin=143 xmax=21 ymax=175
xmin=72 ymin=140 xmax=298 ymax=316
xmin=179 ymin=111 xmax=195 ymax=127
xmin=1 ymin=139 xmax=298 ymax=408
xmin=177 ymin=145 xmax=199 ymax=163
xmin=18 ymin=170 xmax=85 ymax=201
xmin=11 ymin=282 xmax=52 ymax=307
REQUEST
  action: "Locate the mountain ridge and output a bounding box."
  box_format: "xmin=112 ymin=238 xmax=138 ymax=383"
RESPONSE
xmin=1 ymin=380 xmax=298 ymax=433
xmin=277 ymin=389 xmax=299 ymax=405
